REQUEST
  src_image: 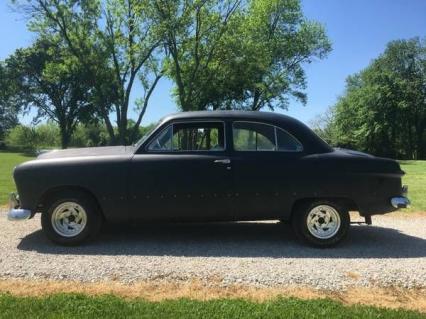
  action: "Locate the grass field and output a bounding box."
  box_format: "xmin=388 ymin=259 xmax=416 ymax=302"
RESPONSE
xmin=0 ymin=152 xmax=35 ymax=204
xmin=399 ymin=161 xmax=426 ymax=212
xmin=0 ymin=294 xmax=424 ymax=319
xmin=0 ymin=151 xmax=425 ymax=211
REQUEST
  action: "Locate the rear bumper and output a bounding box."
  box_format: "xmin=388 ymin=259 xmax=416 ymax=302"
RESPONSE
xmin=390 ymin=185 xmax=410 ymax=209
xmin=7 ymin=193 xmax=31 ymax=221
xmin=390 ymin=196 xmax=410 ymax=209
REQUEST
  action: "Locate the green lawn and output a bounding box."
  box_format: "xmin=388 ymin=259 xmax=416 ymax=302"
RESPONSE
xmin=0 ymin=151 xmax=425 ymax=211
xmin=0 ymin=294 xmax=424 ymax=319
xmin=400 ymin=161 xmax=426 ymax=212
xmin=0 ymin=151 xmax=35 ymax=205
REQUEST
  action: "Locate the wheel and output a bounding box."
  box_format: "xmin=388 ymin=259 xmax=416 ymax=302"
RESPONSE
xmin=291 ymin=200 xmax=349 ymax=247
xmin=41 ymin=191 xmax=103 ymax=246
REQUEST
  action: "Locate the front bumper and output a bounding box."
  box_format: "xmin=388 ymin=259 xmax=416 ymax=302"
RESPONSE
xmin=7 ymin=193 xmax=31 ymax=221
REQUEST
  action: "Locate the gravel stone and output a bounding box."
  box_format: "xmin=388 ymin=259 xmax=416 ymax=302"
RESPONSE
xmin=1 ymin=209 xmax=426 ymax=291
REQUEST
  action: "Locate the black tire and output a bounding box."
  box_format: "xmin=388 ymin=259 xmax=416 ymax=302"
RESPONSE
xmin=41 ymin=190 xmax=103 ymax=246
xmin=291 ymin=200 xmax=350 ymax=247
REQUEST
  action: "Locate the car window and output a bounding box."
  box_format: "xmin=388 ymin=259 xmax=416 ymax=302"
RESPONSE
xmin=147 ymin=125 xmax=172 ymax=151
xmin=276 ymin=127 xmax=303 ymax=152
xmin=147 ymin=122 xmax=225 ymax=152
xmin=233 ymin=122 xmax=275 ymax=151
xmin=232 ymin=121 xmax=303 ymax=152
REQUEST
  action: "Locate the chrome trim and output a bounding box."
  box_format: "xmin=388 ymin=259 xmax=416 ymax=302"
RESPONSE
xmin=7 ymin=193 xmax=32 ymax=221
xmin=391 ymin=196 xmax=410 ymax=209
xmin=214 ymin=159 xmax=231 ymax=164
xmin=306 ymin=204 xmax=341 ymax=239
xmin=8 ymin=209 xmax=31 ymax=221
xmin=9 ymin=192 xmax=19 ymax=210
xmin=51 ymin=201 xmax=88 ymax=237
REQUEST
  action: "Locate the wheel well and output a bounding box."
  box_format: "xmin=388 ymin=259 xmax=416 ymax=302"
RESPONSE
xmin=290 ymin=197 xmax=358 ymax=219
xmin=37 ymin=186 xmax=105 ymax=220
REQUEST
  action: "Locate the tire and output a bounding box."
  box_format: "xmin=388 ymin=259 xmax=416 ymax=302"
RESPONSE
xmin=291 ymin=200 xmax=349 ymax=247
xmin=41 ymin=190 xmax=103 ymax=246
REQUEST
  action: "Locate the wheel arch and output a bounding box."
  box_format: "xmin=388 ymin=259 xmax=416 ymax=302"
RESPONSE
xmin=290 ymin=197 xmax=358 ymax=220
xmin=37 ymin=185 xmax=105 ymax=220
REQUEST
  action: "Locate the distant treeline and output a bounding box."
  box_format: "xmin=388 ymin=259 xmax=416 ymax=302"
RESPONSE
xmin=312 ymin=38 xmax=426 ymax=160
xmin=1 ymin=122 xmax=156 ymax=153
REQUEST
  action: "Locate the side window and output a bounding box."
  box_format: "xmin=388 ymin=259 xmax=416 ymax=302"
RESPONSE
xmin=233 ymin=122 xmax=275 ymax=151
xmin=147 ymin=122 xmax=225 ymax=152
xmin=172 ymin=122 xmax=225 ymax=151
xmin=276 ymin=128 xmax=303 ymax=152
xmin=232 ymin=121 xmax=303 ymax=152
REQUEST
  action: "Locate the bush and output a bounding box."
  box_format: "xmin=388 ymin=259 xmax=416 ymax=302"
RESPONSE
xmin=69 ymin=124 xmax=109 ymax=148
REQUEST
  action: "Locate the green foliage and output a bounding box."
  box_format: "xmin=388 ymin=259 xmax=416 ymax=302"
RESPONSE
xmin=3 ymin=37 xmax=93 ymax=149
xmin=156 ymin=0 xmax=331 ymax=111
xmin=399 ymin=161 xmax=426 ymax=212
xmin=9 ymin=0 xmax=330 ymax=144
xmin=0 ymin=152 xmax=34 ymax=204
xmin=0 ymin=294 xmax=424 ymax=319
xmin=4 ymin=125 xmax=58 ymax=152
xmin=0 ymin=63 xmax=19 ymax=141
xmin=325 ymin=37 xmax=426 ymax=159
xmin=20 ymin=0 xmax=163 ymax=145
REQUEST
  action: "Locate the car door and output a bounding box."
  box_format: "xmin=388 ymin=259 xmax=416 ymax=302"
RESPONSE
xmin=230 ymin=121 xmax=304 ymax=220
xmin=129 ymin=120 xmax=234 ymax=222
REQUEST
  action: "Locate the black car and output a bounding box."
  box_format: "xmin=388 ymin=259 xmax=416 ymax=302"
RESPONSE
xmin=8 ymin=111 xmax=410 ymax=247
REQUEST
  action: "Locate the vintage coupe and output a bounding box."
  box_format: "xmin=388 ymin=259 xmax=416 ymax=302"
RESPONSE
xmin=8 ymin=111 xmax=410 ymax=247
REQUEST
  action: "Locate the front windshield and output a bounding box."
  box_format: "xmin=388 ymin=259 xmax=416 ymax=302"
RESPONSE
xmin=133 ymin=122 xmax=160 ymax=149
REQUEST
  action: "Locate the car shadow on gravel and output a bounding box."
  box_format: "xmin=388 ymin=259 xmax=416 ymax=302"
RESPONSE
xmin=17 ymin=221 xmax=426 ymax=258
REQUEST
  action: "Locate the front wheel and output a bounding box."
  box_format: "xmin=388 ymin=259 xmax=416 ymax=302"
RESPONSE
xmin=41 ymin=191 xmax=102 ymax=246
xmin=292 ymin=201 xmax=350 ymax=247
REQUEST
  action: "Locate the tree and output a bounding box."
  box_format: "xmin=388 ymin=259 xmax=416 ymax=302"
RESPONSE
xmin=329 ymin=38 xmax=426 ymax=159
xmin=4 ymin=37 xmax=93 ymax=148
xmin=237 ymin=0 xmax=331 ymax=111
xmin=0 ymin=63 xmax=20 ymax=142
xmin=155 ymin=0 xmax=330 ymax=112
xmin=154 ymin=0 xmax=243 ymax=111
xmin=18 ymin=0 xmax=163 ymax=144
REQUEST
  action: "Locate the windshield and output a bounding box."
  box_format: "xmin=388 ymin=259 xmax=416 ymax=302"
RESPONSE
xmin=133 ymin=122 xmax=160 ymax=149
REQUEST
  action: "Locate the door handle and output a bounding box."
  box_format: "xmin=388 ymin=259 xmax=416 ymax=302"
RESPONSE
xmin=214 ymin=159 xmax=231 ymax=164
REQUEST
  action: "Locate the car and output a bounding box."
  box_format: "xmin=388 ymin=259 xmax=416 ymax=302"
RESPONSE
xmin=8 ymin=111 xmax=410 ymax=247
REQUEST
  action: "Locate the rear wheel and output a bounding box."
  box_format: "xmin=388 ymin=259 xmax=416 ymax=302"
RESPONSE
xmin=41 ymin=191 xmax=102 ymax=246
xmin=292 ymin=200 xmax=349 ymax=247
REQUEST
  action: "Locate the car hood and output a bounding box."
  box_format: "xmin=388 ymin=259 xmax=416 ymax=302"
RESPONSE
xmin=36 ymin=146 xmax=134 ymax=160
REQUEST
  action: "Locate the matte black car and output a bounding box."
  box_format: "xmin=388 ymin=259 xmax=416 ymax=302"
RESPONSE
xmin=8 ymin=111 xmax=410 ymax=247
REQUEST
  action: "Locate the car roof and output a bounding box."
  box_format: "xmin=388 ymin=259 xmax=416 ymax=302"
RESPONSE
xmin=161 ymin=110 xmax=297 ymax=123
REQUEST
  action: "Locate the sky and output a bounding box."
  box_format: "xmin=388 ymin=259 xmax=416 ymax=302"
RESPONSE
xmin=1 ymin=0 xmax=426 ymax=126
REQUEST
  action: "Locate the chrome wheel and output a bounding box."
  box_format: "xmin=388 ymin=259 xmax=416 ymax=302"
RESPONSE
xmin=51 ymin=202 xmax=87 ymax=237
xmin=306 ymin=205 xmax=341 ymax=239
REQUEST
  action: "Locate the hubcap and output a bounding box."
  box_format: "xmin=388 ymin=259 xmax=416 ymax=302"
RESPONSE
xmin=306 ymin=205 xmax=341 ymax=239
xmin=51 ymin=202 xmax=87 ymax=237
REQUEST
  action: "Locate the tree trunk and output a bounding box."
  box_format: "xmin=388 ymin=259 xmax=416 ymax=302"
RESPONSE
xmin=59 ymin=125 xmax=70 ymax=149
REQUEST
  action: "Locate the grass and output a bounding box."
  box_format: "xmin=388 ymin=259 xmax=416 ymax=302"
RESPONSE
xmin=0 ymin=151 xmax=424 ymax=211
xmin=400 ymin=161 xmax=426 ymax=212
xmin=0 ymin=151 xmax=35 ymax=204
xmin=0 ymin=294 xmax=424 ymax=319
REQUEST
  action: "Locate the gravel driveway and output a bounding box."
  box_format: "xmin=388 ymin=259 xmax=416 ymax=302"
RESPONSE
xmin=1 ymin=209 xmax=425 ymax=291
